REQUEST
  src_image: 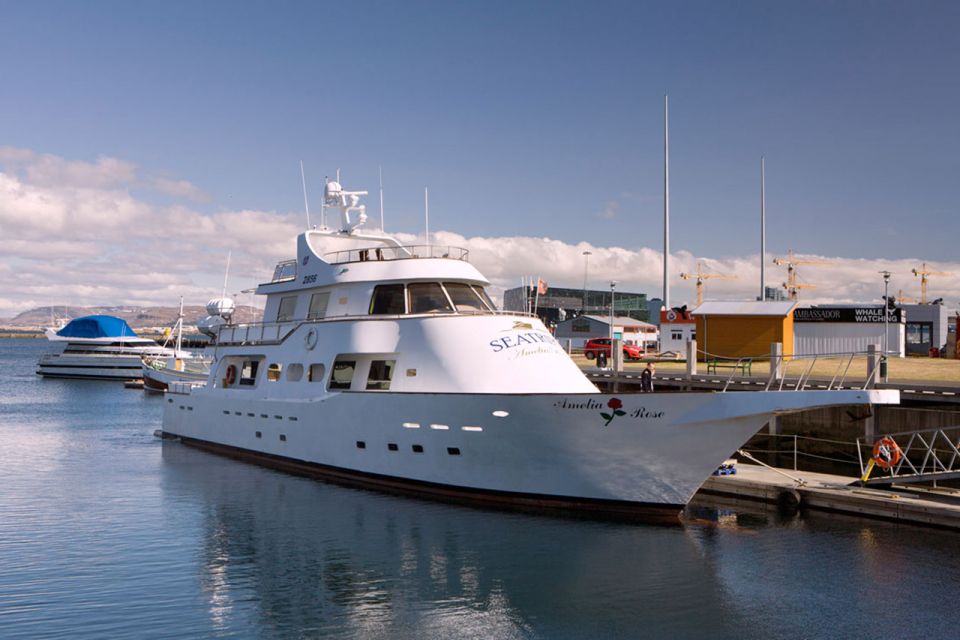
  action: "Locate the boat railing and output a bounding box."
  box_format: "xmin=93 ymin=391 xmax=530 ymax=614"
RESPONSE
xmin=323 ymin=244 xmax=469 ymax=265
xmin=214 ymin=309 xmax=538 ymax=347
xmin=271 ymin=259 xmax=298 ymax=283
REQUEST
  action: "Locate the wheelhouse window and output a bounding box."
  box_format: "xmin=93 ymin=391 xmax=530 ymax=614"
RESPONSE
xmin=366 ymin=359 xmax=396 ymax=390
xmin=286 ymin=363 xmax=304 ymax=382
xmin=307 ymin=292 xmax=330 ymax=319
xmin=443 ymin=282 xmax=491 ymax=313
xmin=329 ymin=359 xmax=356 ymax=390
xmin=240 ymin=360 xmax=260 ymax=386
xmin=277 ymin=296 xmax=298 ymax=322
xmin=472 ymin=285 xmax=496 ymax=310
xmin=408 ymin=282 xmax=453 ymax=314
xmin=369 ymin=284 xmax=406 ymax=314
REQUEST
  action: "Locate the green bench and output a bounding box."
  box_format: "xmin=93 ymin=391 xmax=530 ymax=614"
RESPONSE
xmin=706 ymin=358 xmax=752 ymax=375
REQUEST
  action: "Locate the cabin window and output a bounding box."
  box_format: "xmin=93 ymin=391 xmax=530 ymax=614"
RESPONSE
xmin=267 ymin=363 xmax=282 ymax=381
xmin=472 ymin=286 xmax=497 ymax=310
xmin=408 ymin=282 xmax=453 ymax=314
xmin=307 ymin=292 xmax=330 ymax=319
xmin=369 ymin=284 xmax=406 ymax=314
xmin=286 ymin=363 xmax=304 ymax=382
xmin=366 ymin=359 xmax=396 ymax=390
xmin=277 ymin=296 xmax=298 ymax=322
xmin=239 ymin=360 xmax=260 ymax=386
xmin=308 ymin=363 xmax=325 ymax=383
xmin=329 ymin=359 xmax=356 ymax=390
xmin=443 ymin=282 xmax=490 ymax=312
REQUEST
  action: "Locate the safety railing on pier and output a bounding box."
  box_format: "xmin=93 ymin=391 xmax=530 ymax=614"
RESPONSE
xmin=694 ymin=349 xmax=881 ymax=393
xmin=856 ymin=426 xmax=960 ymax=485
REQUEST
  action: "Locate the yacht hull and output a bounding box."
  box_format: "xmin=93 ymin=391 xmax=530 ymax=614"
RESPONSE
xmin=161 ymin=387 xmax=898 ymax=521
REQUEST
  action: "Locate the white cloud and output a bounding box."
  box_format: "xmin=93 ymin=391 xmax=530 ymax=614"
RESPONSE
xmin=1 ymin=147 xmax=958 ymax=320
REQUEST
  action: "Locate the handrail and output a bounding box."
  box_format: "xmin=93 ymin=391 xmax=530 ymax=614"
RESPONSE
xmin=322 ymin=244 xmax=469 ymax=265
xmin=213 ymin=309 xmax=539 ymax=346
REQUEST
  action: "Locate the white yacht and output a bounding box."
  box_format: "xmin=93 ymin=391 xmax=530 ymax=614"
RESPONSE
xmin=161 ymin=178 xmax=899 ymax=521
xmin=38 ymin=315 xmax=175 ymax=380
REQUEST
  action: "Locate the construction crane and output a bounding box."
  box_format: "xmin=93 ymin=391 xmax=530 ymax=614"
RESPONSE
xmin=782 ymin=281 xmax=816 ymax=300
xmin=911 ymin=263 xmax=951 ymax=304
xmin=895 ymin=289 xmax=917 ymax=305
xmin=680 ymin=262 xmax=737 ymax=305
xmin=773 ymin=249 xmax=832 ymax=301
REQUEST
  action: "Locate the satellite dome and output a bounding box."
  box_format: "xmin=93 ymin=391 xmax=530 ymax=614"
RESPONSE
xmin=206 ymin=298 xmax=236 ymax=318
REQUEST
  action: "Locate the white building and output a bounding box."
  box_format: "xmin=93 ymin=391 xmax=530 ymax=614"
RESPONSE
xmin=554 ymin=315 xmax=659 ymax=350
xmin=793 ymin=306 xmax=905 ymax=358
xmin=659 ymin=308 xmax=696 ymax=355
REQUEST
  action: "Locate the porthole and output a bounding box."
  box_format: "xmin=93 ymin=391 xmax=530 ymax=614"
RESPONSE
xmin=388 ymin=443 xmax=399 ymax=452
xmin=447 ymin=447 xmax=461 ymax=456
xmin=412 ymin=444 xmax=424 ymax=453
xmin=356 ymin=441 xmax=366 ymax=449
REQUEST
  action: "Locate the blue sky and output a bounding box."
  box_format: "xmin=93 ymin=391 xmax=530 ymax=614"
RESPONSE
xmin=1 ymin=1 xmax=958 ymax=316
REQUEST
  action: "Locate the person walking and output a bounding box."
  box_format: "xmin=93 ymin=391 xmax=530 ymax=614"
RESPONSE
xmin=640 ymin=362 xmax=655 ymax=392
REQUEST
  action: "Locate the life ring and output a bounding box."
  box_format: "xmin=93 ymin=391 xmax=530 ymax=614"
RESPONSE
xmin=225 ymin=364 xmax=237 ymax=386
xmin=872 ymin=436 xmax=901 ymax=469
xmin=304 ymin=327 xmax=318 ymax=350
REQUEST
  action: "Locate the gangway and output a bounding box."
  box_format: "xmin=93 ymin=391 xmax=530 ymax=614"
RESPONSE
xmin=857 ymin=427 xmax=960 ymax=486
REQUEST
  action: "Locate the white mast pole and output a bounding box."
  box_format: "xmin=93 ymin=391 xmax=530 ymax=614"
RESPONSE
xmin=176 ymin=296 xmax=184 ymax=355
xmin=760 ymin=156 xmax=766 ymax=300
xmin=424 ymin=187 xmax=430 ymax=248
xmin=300 ymin=160 xmax=311 ymax=228
xmin=663 ymin=94 xmax=670 ymax=310
xmin=379 ymin=166 xmax=385 ymax=232
xmin=221 ymin=251 xmax=232 ymax=300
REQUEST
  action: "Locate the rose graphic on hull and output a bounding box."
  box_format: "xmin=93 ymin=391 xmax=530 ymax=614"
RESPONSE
xmin=600 ymin=398 xmax=627 ymax=426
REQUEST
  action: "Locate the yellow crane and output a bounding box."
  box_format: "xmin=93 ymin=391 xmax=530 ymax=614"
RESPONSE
xmin=680 ymin=262 xmax=738 ymax=305
xmin=911 ymin=262 xmax=951 ymax=304
xmin=896 ymin=289 xmax=917 ymax=305
xmin=773 ymin=249 xmax=832 ymax=300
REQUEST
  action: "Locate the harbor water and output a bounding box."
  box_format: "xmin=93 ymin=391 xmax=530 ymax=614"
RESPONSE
xmin=2 ymin=339 xmax=959 ymax=639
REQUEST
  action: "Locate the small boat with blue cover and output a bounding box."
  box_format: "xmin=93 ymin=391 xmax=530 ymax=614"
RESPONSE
xmin=37 ymin=315 xmax=175 ymax=380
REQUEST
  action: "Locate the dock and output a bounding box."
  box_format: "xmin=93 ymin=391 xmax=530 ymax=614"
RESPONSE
xmin=699 ymin=462 xmax=960 ymax=530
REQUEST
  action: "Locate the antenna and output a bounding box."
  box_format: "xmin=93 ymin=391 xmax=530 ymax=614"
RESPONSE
xmin=424 ymin=186 xmax=430 ymax=247
xmin=379 ymin=165 xmax=385 ymax=232
xmin=760 ymin=156 xmax=766 ymax=300
xmin=663 ymin=94 xmax=670 ymax=310
xmin=321 ymin=176 xmax=328 ymax=228
xmin=221 ymin=251 xmax=232 ymax=300
xmin=300 ymin=160 xmax=311 ymax=228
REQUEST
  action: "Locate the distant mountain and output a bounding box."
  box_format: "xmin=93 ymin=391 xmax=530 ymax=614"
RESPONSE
xmin=2 ymin=305 xmax=263 ymax=330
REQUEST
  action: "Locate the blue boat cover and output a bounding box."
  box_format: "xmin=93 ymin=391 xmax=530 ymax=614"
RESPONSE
xmin=56 ymin=315 xmax=139 ymax=339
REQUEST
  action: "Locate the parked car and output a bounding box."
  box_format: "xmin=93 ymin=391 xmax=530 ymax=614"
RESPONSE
xmin=583 ymin=338 xmax=644 ymax=361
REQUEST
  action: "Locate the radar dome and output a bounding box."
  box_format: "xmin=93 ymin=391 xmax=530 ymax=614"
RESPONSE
xmin=206 ymin=298 xmax=236 ymax=319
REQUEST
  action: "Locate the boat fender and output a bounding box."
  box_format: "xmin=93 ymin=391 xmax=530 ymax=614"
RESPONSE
xmin=777 ymin=488 xmax=802 ymax=514
xmin=225 ymin=364 xmax=237 ymax=386
xmin=305 ymin=327 xmax=318 ymax=350
xmin=872 ymin=436 xmax=901 ymax=469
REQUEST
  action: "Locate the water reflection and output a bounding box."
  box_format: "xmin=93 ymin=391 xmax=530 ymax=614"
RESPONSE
xmin=161 ymin=442 xmax=748 ymax=639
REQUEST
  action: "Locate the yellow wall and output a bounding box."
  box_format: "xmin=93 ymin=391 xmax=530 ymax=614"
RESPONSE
xmin=696 ymin=314 xmax=794 ymax=360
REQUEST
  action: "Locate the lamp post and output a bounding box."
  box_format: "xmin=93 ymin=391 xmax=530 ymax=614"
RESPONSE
xmin=609 ymin=281 xmax=617 ymax=344
xmin=880 ymin=270 xmax=891 ymax=381
xmin=582 ymin=251 xmax=592 ymax=314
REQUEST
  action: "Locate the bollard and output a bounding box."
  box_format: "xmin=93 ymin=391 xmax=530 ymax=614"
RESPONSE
xmin=769 ymin=342 xmax=783 ymax=387
xmin=686 ymin=339 xmax=697 ymax=378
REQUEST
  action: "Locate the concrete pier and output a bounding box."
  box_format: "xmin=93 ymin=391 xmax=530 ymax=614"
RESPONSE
xmin=699 ymin=463 xmax=960 ymax=530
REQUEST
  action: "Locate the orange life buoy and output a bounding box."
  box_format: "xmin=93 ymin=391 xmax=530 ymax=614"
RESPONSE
xmin=872 ymin=436 xmax=901 ymax=469
xmin=225 ymin=364 xmax=237 ymax=386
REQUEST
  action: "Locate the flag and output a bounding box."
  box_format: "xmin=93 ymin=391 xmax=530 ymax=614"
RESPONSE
xmin=537 ymin=278 xmax=548 ymax=295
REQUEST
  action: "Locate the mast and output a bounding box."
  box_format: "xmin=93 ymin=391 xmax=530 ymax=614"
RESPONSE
xmin=663 ymin=94 xmax=670 ymax=310
xmin=379 ymin=166 xmax=385 ymax=232
xmin=760 ymin=156 xmax=766 ymax=300
xmin=176 ymin=296 xmax=184 ymax=355
xmin=424 ymin=187 xmax=430 ymax=247
xmin=300 ymin=160 xmax=311 ymax=228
